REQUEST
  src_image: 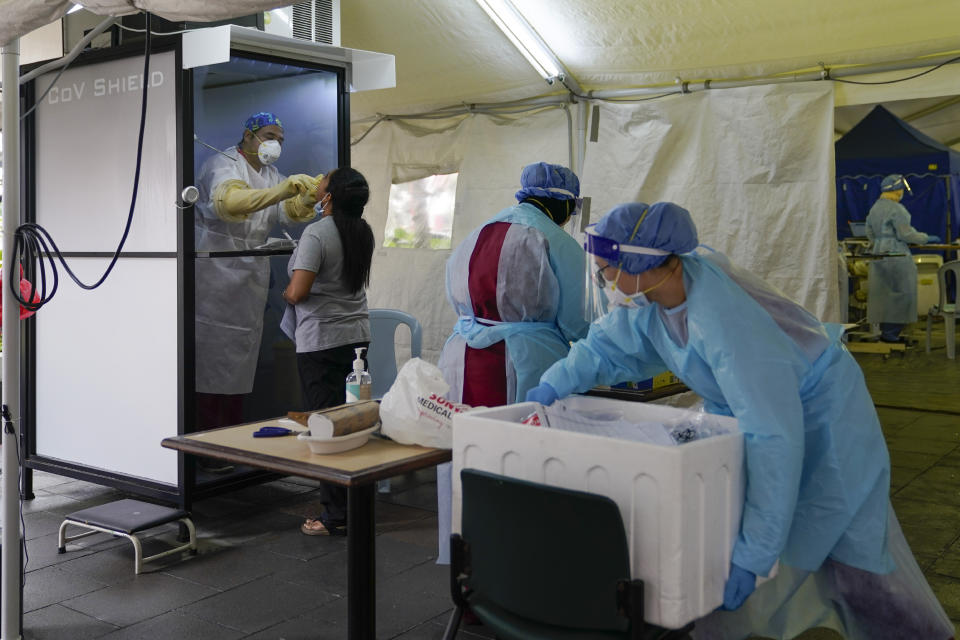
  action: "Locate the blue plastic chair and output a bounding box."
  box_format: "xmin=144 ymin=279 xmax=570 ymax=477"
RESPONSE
xmin=367 ymin=309 xmax=423 ymax=400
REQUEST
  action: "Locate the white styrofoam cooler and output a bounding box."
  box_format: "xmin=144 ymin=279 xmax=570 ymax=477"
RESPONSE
xmin=451 ymin=395 xmax=744 ymax=629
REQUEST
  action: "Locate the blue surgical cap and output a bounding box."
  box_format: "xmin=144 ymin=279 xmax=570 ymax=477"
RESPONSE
xmin=880 ymin=174 xmax=907 ymax=192
xmin=245 ymin=112 xmax=283 ymax=132
xmin=515 ymin=162 xmax=580 ymax=202
xmin=594 ymin=202 xmax=698 ymax=274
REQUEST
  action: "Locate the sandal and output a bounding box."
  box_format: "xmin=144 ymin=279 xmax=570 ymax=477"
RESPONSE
xmin=300 ymin=516 xmax=347 ymax=537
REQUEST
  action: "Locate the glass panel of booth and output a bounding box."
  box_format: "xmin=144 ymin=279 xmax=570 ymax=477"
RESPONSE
xmin=192 ymin=55 xmax=341 ymax=436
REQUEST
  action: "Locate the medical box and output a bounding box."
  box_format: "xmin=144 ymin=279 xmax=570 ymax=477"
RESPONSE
xmin=451 ymin=395 xmax=744 ymax=630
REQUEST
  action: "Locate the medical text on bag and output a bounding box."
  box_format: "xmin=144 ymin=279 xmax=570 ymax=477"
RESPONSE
xmin=418 ymin=393 xmax=467 ymax=426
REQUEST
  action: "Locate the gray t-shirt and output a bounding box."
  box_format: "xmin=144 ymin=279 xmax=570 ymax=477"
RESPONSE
xmin=287 ymin=216 xmax=370 ymax=353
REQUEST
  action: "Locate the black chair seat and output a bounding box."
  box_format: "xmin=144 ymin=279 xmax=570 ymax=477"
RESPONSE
xmin=64 ymin=499 xmax=188 ymax=534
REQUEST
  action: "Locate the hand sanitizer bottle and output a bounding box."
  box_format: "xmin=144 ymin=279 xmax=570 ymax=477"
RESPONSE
xmin=345 ymin=347 xmax=372 ymax=403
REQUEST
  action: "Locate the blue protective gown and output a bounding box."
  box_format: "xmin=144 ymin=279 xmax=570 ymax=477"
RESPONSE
xmin=438 ymin=202 xmax=589 ymax=402
xmin=542 ymin=252 xmax=893 ymax=578
xmin=864 ymin=198 xmax=930 ymax=324
xmin=435 ymin=202 xmax=588 ymax=564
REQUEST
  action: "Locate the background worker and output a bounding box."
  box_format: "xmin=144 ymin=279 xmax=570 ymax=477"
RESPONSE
xmin=865 ymin=173 xmax=940 ymax=343
xmin=435 ymin=162 xmax=590 ymax=563
xmin=194 ymin=111 xmax=321 ymax=470
xmin=526 ymin=201 xmax=952 ymax=639
xmin=283 ymin=167 xmax=375 ymax=536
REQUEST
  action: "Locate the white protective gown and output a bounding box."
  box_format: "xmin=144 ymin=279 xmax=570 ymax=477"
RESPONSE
xmin=195 ymin=147 xmax=302 ymax=395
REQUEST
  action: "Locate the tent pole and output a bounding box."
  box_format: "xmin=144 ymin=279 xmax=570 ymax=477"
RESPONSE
xmin=589 ymin=52 xmax=960 ymax=100
xmin=946 ymin=176 xmax=952 ymax=245
xmin=575 ymin=100 xmax=587 ymax=178
xmin=1 ymin=38 xmax=23 ymax=640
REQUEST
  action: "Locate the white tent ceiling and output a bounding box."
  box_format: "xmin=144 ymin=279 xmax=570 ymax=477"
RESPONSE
xmin=4 ymin=0 xmax=960 ymax=143
xmin=338 ymin=0 xmax=960 ymax=119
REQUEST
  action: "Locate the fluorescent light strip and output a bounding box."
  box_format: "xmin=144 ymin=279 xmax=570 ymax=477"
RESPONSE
xmin=475 ymin=0 xmax=560 ymax=80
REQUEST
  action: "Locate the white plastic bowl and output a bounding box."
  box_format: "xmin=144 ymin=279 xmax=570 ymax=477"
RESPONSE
xmin=297 ymin=424 xmax=380 ymax=454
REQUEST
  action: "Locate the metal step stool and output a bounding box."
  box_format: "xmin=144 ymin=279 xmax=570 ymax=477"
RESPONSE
xmin=58 ymin=498 xmax=197 ymax=574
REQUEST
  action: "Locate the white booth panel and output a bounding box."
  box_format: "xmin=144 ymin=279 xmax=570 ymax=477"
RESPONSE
xmin=35 ymin=258 xmax=179 ymax=485
xmin=34 ymin=51 xmax=178 ymax=253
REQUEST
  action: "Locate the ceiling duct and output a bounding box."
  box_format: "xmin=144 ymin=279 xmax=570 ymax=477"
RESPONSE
xmin=292 ymin=0 xmax=340 ymax=46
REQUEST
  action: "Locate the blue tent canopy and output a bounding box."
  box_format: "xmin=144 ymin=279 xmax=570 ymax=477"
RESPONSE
xmin=835 ymin=105 xmax=960 ymax=243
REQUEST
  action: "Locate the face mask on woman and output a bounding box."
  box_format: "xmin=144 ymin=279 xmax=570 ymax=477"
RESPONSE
xmin=606 ymin=282 xmax=647 ymax=309
xmin=602 ymin=259 xmax=678 ymax=310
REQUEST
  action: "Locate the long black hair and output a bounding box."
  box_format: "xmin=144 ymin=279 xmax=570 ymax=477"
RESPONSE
xmin=327 ymin=167 xmax=374 ymax=294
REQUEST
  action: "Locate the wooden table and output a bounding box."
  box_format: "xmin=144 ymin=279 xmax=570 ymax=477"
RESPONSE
xmin=161 ymin=419 xmax=451 ymax=640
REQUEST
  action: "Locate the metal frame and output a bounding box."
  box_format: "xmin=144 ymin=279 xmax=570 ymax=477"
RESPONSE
xmin=57 ymin=516 xmax=197 ymax=575
xmin=20 ymin=33 xmax=353 ymax=510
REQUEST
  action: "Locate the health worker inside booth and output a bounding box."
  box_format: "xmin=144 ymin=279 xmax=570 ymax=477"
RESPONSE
xmin=525 ymin=201 xmax=953 ymax=640
xmin=191 ymin=57 xmax=340 ymax=475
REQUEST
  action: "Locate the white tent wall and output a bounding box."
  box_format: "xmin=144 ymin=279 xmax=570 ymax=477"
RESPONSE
xmin=354 ymin=82 xmax=839 ymax=367
xmin=584 ymin=82 xmax=839 ymax=321
xmin=352 ymin=107 xmax=571 ymax=363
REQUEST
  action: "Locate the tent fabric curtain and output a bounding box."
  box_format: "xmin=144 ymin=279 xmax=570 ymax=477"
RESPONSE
xmin=582 ymin=81 xmax=840 ymax=322
xmin=355 ymin=82 xmax=840 ymax=365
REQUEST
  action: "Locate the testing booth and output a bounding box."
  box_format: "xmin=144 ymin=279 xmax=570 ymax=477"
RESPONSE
xmin=18 ymin=24 xmax=394 ymax=507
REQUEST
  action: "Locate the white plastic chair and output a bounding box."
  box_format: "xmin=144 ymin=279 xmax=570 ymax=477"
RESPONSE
xmin=368 ymin=309 xmax=423 ymax=399
xmin=925 ymin=260 xmax=960 ymax=359
xmin=368 ymin=309 xmax=423 ymax=493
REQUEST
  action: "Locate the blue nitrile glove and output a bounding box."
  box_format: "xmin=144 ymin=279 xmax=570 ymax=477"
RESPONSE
xmin=721 ymin=564 xmax=756 ymax=610
xmin=927 ymin=234 xmax=942 ymax=244
xmin=525 ymin=382 xmax=559 ymax=406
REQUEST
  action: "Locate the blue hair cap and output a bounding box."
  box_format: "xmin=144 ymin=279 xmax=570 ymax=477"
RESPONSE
xmin=245 ymin=112 xmax=283 ymax=132
xmin=515 ymin=162 xmax=580 ymax=202
xmin=594 ymin=202 xmax=698 ymax=273
xmin=880 ymin=174 xmax=907 ymax=192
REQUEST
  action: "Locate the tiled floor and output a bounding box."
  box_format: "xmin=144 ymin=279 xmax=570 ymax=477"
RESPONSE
xmin=4 ymin=327 xmax=960 ymax=639
xmin=14 ymin=468 xmax=491 ymax=640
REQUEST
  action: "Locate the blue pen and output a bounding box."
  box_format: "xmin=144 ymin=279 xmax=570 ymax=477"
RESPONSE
xmin=253 ymin=426 xmax=295 ymax=438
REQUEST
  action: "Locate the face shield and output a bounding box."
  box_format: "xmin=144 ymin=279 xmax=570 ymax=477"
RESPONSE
xmin=583 ymin=224 xmax=670 ymax=321
xmin=881 ymin=175 xmax=912 ymax=197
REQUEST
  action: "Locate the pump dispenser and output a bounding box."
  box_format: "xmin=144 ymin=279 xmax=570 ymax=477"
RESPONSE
xmin=345 ymin=347 xmax=372 ymax=403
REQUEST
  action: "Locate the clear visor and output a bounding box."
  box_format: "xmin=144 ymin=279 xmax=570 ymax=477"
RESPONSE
xmin=571 ymin=197 xmax=583 ymax=217
xmin=885 ymin=176 xmax=912 ymax=195
xmin=582 ymin=224 xmax=668 ymax=322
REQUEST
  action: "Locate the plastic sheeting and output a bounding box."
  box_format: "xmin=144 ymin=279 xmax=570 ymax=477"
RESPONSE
xmin=354 ymin=82 xmax=840 ymax=365
xmin=692 ymin=505 xmax=954 ymax=640
xmin=582 ymin=82 xmax=840 ymax=322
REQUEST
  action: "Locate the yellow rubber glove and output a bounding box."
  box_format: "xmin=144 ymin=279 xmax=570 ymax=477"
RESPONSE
xmin=213 ymin=174 xmax=319 ymax=222
xmin=283 ymin=173 xmax=325 ymax=222
xmin=284 ymin=193 xmax=319 ymax=221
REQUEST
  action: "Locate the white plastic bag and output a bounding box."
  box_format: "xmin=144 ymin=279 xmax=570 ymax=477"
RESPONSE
xmin=379 ymin=358 xmax=468 ymax=449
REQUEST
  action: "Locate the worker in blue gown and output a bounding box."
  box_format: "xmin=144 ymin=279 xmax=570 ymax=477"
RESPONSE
xmin=865 ymin=173 xmax=940 ymax=343
xmin=435 ymin=162 xmax=589 ymax=565
xmin=526 ymin=202 xmax=952 ymax=639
